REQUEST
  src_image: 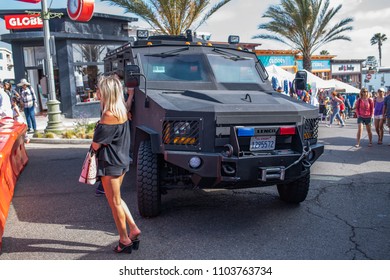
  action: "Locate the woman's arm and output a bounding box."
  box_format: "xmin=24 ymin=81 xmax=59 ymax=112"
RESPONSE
xmin=125 ymin=88 xmax=134 ymax=120
xmin=355 ymin=98 xmax=360 ymax=117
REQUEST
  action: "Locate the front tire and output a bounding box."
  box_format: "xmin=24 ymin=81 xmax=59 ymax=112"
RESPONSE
xmin=277 ymin=172 xmax=310 ymax=203
xmin=136 ymin=140 xmax=161 ymax=217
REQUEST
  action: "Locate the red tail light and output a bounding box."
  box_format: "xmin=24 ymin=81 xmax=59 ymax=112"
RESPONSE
xmin=279 ymin=126 xmax=296 ymax=135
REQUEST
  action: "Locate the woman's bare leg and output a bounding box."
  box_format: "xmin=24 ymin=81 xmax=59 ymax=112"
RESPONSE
xmin=102 ymin=175 xmax=131 ymax=245
xmin=366 ymin=124 xmax=373 ymax=145
xmin=356 ymin=123 xmax=363 ymax=146
xmin=117 ymin=176 xmax=141 ymax=239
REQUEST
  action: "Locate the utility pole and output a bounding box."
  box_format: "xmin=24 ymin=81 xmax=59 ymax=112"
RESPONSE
xmin=41 ymin=0 xmax=63 ymax=133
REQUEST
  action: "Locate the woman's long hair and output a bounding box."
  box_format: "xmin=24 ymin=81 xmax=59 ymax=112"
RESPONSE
xmin=98 ymin=75 xmax=127 ymax=121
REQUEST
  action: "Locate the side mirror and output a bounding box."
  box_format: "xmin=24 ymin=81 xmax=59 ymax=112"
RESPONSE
xmin=294 ymin=70 xmax=307 ymax=91
xmin=124 ymin=65 xmax=140 ymax=88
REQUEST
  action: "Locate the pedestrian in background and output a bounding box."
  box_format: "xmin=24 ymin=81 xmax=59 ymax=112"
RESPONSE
xmin=3 ymin=81 xmax=17 ymax=101
xmin=326 ymin=91 xmax=345 ymax=128
xmin=337 ymin=93 xmax=346 ymax=122
xmin=373 ymin=88 xmax=385 ymax=144
xmin=355 ymin=88 xmax=374 ymax=147
xmin=383 ymin=88 xmax=390 ymax=145
xmin=17 ymin=78 xmax=37 ymax=133
xmin=0 ymin=82 xmax=13 ymax=118
xmin=11 ymin=97 xmax=30 ymax=143
xmin=91 ymin=75 xmax=141 ymax=253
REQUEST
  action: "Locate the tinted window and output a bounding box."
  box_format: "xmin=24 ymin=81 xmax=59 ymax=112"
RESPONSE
xmin=140 ymin=54 xmax=210 ymax=82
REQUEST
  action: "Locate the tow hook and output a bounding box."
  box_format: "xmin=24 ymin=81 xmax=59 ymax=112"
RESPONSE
xmin=302 ymin=142 xmax=313 ymax=168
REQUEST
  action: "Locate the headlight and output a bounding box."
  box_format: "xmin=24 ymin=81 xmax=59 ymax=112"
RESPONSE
xmin=174 ymin=122 xmax=191 ymax=135
xmin=163 ymin=120 xmax=200 ymax=146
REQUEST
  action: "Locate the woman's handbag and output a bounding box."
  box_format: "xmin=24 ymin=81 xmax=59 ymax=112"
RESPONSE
xmin=79 ymin=147 xmax=97 ymax=185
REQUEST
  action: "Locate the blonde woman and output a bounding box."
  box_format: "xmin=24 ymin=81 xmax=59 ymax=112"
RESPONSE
xmin=374 ymin=88 xmax=385 ymax=144
xmin=91 ymin=75 xmax=141 ymax=253
xmin=355 ymin=88 xmax=374 ymax=147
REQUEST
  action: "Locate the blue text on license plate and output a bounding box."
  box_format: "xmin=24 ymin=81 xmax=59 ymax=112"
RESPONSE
xmin=250 ymin=136 xmax=276 ymax=151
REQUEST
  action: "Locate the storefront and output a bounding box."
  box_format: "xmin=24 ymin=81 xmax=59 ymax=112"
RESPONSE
xmin=256 ymin=50 xmax=334 ymax=78
xmin=0 ymin=9 xmax=137 ymax=118
xmin=331 ymin=59 xmax=364 ymax=89
xmin=255 ymin=50 xmax=299 ymax=74
xmin=296 ymin=55 xmax=335 ymax=80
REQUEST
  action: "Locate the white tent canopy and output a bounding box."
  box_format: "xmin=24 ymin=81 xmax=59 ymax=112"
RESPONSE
xmin=265 ymin=64 xmax=295 ymax=94
xmin=266 ymin=64 xmax=295 ymax=82
xmin=303 ymin=70 xmax=333 ymax=89
xmin=328 ymin=79 xmax=360 ymax=93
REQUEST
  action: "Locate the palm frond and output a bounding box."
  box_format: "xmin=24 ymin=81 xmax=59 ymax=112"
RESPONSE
xmin=253 ymin=0 xmax=353 ymax=70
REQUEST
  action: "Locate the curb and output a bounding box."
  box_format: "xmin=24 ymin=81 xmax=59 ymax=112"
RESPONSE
xmin=29 ymin=138 xmax=92 ymax=145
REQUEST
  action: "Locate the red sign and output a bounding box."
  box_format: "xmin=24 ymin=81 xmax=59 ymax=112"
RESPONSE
xmin=17 ymin=0 xmax=41 ymax=3
xmin=67 ymin=0 xmax=95 ymax=22
xmin=366 ymin=73 xmax=372 ymax=80
xmin=5 ymin=14 xmax=43 ymax=30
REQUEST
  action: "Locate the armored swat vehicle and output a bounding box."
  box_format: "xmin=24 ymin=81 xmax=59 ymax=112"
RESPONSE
xmin=104 ymin=30 xmax=324 ymax=217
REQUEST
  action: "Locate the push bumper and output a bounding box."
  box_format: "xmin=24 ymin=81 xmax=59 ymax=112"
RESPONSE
xmin=164 ymin=143 xmax=324 ymax=187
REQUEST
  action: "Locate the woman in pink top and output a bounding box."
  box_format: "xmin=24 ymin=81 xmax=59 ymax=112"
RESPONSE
xmin=355 ymin=88 xmax=374 ymax=147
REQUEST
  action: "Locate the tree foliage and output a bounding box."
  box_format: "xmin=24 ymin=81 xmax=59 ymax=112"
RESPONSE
xmin=320 ymin=50 xmax=329 ymax=55
xmin=253 ymin=0 xmax=353 ymax=71
xmin=370 ymin=33 xmax=387 ymax=67
xmin=101 ymin=0 xmax=231 ymax=35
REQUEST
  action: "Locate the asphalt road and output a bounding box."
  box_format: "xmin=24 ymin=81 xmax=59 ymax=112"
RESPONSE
xmin=1 ymin=118 xmax=389 ymax=260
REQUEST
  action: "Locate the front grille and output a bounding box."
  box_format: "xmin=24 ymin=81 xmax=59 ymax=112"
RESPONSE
xmin=304 ymin=118 xmax=319 ymax=144
xmin=162 ymin=119 xmax=201 ymax=150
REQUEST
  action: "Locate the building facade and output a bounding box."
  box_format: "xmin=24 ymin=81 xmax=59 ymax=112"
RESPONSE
xmin=0 ymin=47 xmax=14 ymax=81
xmin=255 ymin=50 xmax=335 ymax=79
xmin=330 ymin=59 xmax=365 ymax=89
xmin=362 ymin=67 xmax=390 ymax=92
xmin=0 ymin=9 xmax=137 ymax=118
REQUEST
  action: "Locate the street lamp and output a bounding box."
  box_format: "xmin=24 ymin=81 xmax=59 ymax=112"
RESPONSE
xmin=41 ymin=0 xmax=63 ymax=133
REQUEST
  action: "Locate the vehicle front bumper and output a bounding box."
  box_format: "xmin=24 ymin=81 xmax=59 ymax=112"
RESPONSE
xmin=164 ymin=143 xmax=324 ymax=188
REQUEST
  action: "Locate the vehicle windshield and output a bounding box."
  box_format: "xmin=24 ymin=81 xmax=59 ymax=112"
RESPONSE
xmin=140 ymin=54 xmax=210 ymax=82
xmin=207 ymin=54 xmax=263 ymax=84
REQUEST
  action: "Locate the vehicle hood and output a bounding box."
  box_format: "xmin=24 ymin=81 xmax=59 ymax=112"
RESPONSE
xmin=149 ymin=89 xmax=319 ymax=122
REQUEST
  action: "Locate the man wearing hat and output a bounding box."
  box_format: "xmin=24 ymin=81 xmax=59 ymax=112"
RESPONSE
xmin=17 ymin=78 xmax=37 ymax=133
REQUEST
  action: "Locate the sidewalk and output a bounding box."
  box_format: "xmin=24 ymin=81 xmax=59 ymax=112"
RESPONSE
xmin=30 ymin=113 xmax=99 ymax=144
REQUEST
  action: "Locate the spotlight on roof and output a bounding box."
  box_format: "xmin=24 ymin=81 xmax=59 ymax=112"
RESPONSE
xmin=137 ymin=30 xmax=149 ymax=40
xmin=228 ymin=35 xmax=240 ymax=44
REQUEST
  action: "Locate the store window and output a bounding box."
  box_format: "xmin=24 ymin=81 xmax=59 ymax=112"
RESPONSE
xmin=73 ymin=43 xmax=120 ymax=103
xmin=23 ymin=46 xmax=52 ymax=67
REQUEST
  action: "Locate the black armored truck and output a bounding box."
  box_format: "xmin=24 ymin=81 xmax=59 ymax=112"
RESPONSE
xmin=104 ymin=30 xmax=324 ymax=217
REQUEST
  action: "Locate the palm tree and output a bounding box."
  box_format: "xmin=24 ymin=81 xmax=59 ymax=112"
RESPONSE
xmin=253 ymin=0 xmax=353 ymax=71
xmin=370 ymin=33 xmax=387 ymax=67
xmin=320 ymin=50 xmax=329 ymax=55
xmin=102 ymin=0 xmax=231 ymax=35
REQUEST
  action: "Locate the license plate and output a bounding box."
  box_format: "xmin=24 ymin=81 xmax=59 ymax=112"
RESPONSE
xmin=250 ymin=136 xmax=276 ymax=151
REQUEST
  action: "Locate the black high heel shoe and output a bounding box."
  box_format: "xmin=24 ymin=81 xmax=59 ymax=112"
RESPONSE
xmin=113 ymin=241 xmax=133 ymax=254
xmin=132 ymin=238 xmax=140 ymax=250
xmin=129 ymin=234 xmax=140 ymax=250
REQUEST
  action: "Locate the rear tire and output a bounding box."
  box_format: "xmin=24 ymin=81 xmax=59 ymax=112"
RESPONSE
xmin=136 ymin=140 xmax=161 ymax=217
xmin=277 ymin=172 xmax=310 ymax=203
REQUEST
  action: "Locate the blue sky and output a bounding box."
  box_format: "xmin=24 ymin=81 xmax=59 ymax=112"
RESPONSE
xmin=1 ymin=0 xmax=389 ymax=66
